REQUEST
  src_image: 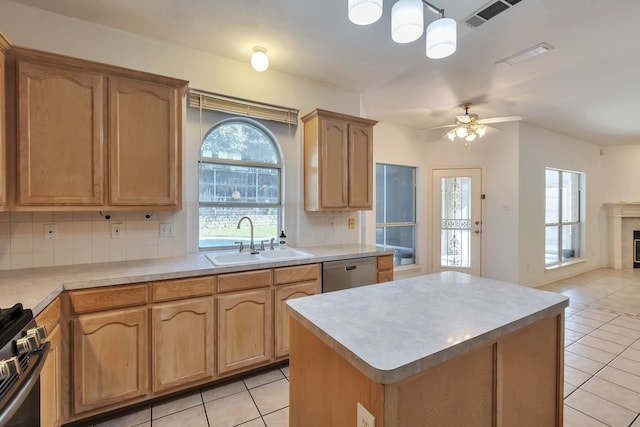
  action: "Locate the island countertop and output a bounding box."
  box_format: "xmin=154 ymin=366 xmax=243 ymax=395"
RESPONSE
xmin=286 ymin=271 xmax=569 ymax=384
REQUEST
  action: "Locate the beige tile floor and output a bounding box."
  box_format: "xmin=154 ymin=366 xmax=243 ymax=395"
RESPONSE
xmin=86 ymin=268 xmax=640 ymax=427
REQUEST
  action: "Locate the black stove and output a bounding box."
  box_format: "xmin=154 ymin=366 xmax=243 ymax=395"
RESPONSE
xmin=0 ymin=304 xmax=48 ymax=427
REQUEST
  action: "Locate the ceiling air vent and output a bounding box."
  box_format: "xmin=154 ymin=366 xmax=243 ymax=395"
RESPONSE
xmin=464 ymin=0 xmax=524 ymax=28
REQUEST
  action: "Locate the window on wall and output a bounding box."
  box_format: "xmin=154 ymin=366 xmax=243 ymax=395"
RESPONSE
xmin=376 ymin=163 xmax=416 ymax=266
xmin=545 ymin=168 xmax=582 ymax=266
xmin=199 ymin=118 xmax=282 ymax=250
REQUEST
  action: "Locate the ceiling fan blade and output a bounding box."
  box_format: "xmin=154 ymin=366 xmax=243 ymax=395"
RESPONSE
xmin=419 ymin=124 xmax=457 ymax=132
xmin=477 ymin=115 xmax=522 ymax=125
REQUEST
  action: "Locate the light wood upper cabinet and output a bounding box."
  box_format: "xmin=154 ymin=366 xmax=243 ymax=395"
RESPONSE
xmin=109 ymin=76 xmax=181 ymax=207
xmin=152 ymin=297 xmax=214 ymax=392
xmin=17 ymin=60 xmax=104 ymax=206
xmin=302 ymin=109 xmax=377 ymax=211
xmin=217 ymin=288 xmax=273 ymax=374
xmin=72 ymin=307 xmax=148 ymax=414
xmin=0 ymin=34 xmax=9 ymax=209
xmin=7 ymin=47 xmax=187 ymax=211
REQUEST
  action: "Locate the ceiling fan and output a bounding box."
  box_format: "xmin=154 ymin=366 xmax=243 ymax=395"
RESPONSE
xmin=426 ymin=103 xmax=522 ymax=145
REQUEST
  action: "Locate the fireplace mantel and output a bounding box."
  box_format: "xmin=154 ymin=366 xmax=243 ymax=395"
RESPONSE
xmin=605 ymin=203 xmax=640 ymax=269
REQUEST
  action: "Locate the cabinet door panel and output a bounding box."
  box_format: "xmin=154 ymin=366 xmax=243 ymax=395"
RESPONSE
xmin=17 ymin=61 xmax=104 ymax=205
xmin=275 ymin=281 xmax=320 ymax=358
xmin=348 ymin=123 xmax=373 ymax=209
xmin=320 ymin=118 xmax=348 ymax=209
xmin=109 ymin=76 xmax=179 ymax=206
xmin=217 ymin=289 xmax=272 ymax=374
xmin=0 ymin=37 xmax=8 ymax=208
xmin=152 ymin=297 xmax=214 ymax=392
xmin=72 ymin=308 xmax=148 ymax=414
xmin=40 ymin=324 xmax=61 ymax=427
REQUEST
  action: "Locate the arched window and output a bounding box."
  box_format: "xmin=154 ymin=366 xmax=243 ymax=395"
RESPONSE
xmin=199 ymin=118 xmax=282 ymax=250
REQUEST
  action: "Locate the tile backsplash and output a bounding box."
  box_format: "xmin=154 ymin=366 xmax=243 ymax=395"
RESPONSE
xmin=0 ymin=210 xmax=187 ymax=271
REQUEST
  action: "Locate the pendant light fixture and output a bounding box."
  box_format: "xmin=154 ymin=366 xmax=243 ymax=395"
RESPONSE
xmin=348 ymin=0 xmax=457 ymax=59
xmin=348 ymin=0 xmax=383 ymax=25
xmin=426 ymin=16 xmax=456 ymax=59
xmin=251 ymin=46 xmax=269 ymax=72
xmin=391 ymin=0 xmax=423 ymax=43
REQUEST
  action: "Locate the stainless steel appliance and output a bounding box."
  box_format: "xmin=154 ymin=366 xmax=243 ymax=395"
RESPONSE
xmin=322 ymin=257 xmax=377 ymax=293
xmin=0 ymin=304 xmax=49 ymax=427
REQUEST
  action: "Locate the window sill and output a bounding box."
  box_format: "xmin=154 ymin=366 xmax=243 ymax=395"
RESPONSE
xmin=545 ymin=258 xmax=586 ymax=271
xmin=393 ymin=263 xmax=421 ymax=274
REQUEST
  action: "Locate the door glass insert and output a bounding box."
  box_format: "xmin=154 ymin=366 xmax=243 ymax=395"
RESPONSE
xmin=440 ymin=177 xmax=472 ymax=268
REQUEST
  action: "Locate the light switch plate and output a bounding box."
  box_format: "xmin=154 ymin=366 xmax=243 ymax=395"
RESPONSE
xmin=159 ymin=223 xmax=175 ymax=237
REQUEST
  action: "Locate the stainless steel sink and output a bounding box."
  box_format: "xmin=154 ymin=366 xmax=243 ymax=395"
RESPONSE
xmin=206 ymin=248 xmax=312 ymax=266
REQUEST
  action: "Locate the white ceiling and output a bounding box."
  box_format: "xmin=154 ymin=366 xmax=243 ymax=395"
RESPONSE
xmin=10 ymin=0 xmax=640 ymax=145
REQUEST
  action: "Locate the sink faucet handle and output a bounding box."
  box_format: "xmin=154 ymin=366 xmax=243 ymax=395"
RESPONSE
xmin=234 ymin=241 xmax=244 ymax=253
xmin=259 ymin=240 xmax=267 ymax=251
xmin=269 ymin=237 xmax=275 ymax=250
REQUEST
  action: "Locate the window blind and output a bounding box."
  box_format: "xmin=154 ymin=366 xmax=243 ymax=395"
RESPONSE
xmin=188 ymin=89 xmax=299 ymax=125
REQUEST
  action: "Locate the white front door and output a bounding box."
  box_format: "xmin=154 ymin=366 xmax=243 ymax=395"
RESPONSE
xmin=432 ymin=168 xmax=483 ymax=275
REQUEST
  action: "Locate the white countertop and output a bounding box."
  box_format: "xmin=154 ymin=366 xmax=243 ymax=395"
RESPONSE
xmin=286 ymin=271 xmax=569 ymax=384
xmin=0 ymin=244 xmax=391 ymax=315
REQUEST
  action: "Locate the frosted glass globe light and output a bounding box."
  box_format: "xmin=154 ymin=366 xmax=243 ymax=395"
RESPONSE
xmin=465 ymin=132 xmax=477 ymax=142
xmin=348 ymin=0 xmax=383 ymax=25
xmin=455 ymin=126 xmax=467 ymax=138
xmin=426 ymin=17 xmax=457 ymax=59
xmin=476 ymin=126 xmax=487 ymax=137
xmin=251 ymin=47 xmax=269 ymax=72
xmin=391 ymin=0 xmax=424 ymax=43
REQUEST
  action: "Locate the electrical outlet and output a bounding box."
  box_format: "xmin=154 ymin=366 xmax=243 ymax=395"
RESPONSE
xmin=111 ymin=223 xmax=124 ymax=239
xmin=357 ymin=402 xmax=375 ymax=427
xmin=44 ymin=224 xmax=58 ymax=240
xmin=329 ymin=217 xmax=335 ymax=228
xmin=159 ymin=223 xmax=175 ymax=237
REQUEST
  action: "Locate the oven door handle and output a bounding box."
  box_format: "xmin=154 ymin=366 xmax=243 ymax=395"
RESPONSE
xmin=0 ymin=342 xmax=50 ymax=427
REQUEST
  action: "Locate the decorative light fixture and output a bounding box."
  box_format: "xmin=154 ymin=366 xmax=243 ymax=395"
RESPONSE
xmin=391 ymin=0 xmax=423 ymax=43
xmin=251 ymin=46 xmax=269 ymax=72
xmin=348 ymin=0 xmax=383 ymax=25
xmin=349 ymin=0 xmax=456 ymax=59
xmin=447 ymin=121 xmax=488 ymax=145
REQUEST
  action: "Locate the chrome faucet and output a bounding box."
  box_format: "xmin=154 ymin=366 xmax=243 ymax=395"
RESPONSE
xmin=237 ymin=216 xmax=258 ymax=254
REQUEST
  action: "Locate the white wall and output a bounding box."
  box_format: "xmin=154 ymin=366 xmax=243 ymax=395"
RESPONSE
xmin=0 ymin=1 xmax=363 ymax=270
xmin=600 ymin=145 xmax=640 ymax=203
xmin=518 ymin=122 xmax=604 ymax=286
xmin=423 ymin=123 xmax=520 ymax=283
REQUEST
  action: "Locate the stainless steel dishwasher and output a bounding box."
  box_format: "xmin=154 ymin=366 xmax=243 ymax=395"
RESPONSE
xmin=322 ymin=257 xmax=377 ymax=293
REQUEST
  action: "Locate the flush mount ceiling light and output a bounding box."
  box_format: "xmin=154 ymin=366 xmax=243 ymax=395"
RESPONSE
xmin=251 ymin=46 xmax=269 ymax=72
xmin=349 ymin=0 xmax=456 ymax=59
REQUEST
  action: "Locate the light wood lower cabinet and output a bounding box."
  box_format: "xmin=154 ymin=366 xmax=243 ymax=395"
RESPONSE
xmin=37 ymin=298 xmax=61 ymax=427
xmin=274 ymin=282 xmax=320 ymax=358
xmin=377 ymin=254 xmax=394 ymax=283
xmin=152 ymin=297 xmax=214 ymax=392
xmin=217 ymin=289 xmax=273 ymax=374
xmin=72 ymin=308 xmax=148 ymax=414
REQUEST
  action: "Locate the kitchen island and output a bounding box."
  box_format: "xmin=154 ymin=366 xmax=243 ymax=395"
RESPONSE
xmin=286 ymin=271 xmax=569 ymax=427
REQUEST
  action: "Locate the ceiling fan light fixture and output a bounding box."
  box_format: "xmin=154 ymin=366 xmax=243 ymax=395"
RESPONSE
xmin=391 ymin=0 xmax=424 ymax=43
xmin=447 ymin=130 xmax=456 ymax=141
xmin=476 ymin=126 xmax=487 ymax=137
xmin=251 ymin=46 xmax=269 ymax=72
xmin=465 ymin=132 xmax=477 ymax=142
xmin=348 ymin=0 xmax=383 ymax=25
xmin=455 ymin=126 xmax=468 ymax=138
xmin=426 ymin=17 xmax=457 ymax=59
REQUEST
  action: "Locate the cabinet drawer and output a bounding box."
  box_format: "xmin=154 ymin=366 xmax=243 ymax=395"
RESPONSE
xmin=377 ymin=255 xmax=394 ymax=272
xmin=377 ymin=271 xmax=394 ymax=283
xmin=217 ymin=270 xmax=272 ymax=293
xmin=69 ymin=284 xmax=148 ymax=314
xmin=151 ymin=276 xmax=215 ymax=302
xmin=274 ymin=264 xmax=321 ymax=285
xmin=35 ymin=297 xmax=60 ymax=335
